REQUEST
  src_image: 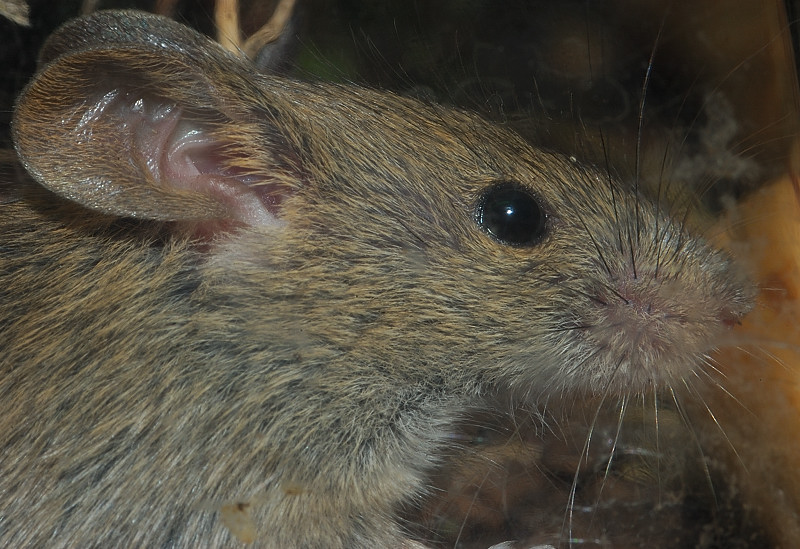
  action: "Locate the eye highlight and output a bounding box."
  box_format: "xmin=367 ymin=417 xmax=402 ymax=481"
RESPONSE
xmin=475 ymin=182 xmax=547 ymax=246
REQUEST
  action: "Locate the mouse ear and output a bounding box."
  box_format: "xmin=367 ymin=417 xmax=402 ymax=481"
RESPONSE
xmin=12 ymin=10 xmax=301 ymax=228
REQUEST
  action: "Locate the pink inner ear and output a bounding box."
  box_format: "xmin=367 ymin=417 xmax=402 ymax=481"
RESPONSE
xmin=127 ymin=94 xmax=284 ymax=227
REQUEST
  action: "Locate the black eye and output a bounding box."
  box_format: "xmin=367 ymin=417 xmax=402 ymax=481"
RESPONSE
xmin=476 ymin=183 xmax=547 ymax=246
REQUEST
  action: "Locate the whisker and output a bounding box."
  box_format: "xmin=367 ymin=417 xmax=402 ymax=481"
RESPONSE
xmin=593 ymin=394 xmax=627 ymax=514
xmin=634 ymin=11 xmax=669 ymax=243
xmin=667 ymin=385 xmax=719 ymax=508
xmin=576 ymin=213 xmax=613 ymax=277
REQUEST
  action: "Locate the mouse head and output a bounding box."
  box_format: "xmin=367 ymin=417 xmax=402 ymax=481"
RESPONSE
xmin=13 ymin=10 xmax=754 ymax=400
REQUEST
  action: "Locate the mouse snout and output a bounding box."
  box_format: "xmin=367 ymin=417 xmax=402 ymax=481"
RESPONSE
xmin=580 ymin=253 xmax=754 ymax=390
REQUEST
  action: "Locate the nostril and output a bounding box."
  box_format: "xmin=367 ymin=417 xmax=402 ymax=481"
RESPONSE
xmin=719 ymin=310 xmax=744 ymax=328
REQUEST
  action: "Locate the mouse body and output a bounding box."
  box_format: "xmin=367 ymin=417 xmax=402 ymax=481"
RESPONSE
xmin=0 ymin=10 xmax=753 ymax=548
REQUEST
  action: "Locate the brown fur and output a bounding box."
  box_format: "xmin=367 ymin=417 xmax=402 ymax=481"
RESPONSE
xmin=1 ymin=10 xmax=753 ymax=547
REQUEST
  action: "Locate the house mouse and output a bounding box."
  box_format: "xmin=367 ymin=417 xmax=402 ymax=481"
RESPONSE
xmin=1 ymin=9 xmax=754 ymax=548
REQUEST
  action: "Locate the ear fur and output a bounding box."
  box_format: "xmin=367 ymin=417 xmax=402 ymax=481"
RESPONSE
xmin=13 ymin=10 xmax=297 ymax=227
